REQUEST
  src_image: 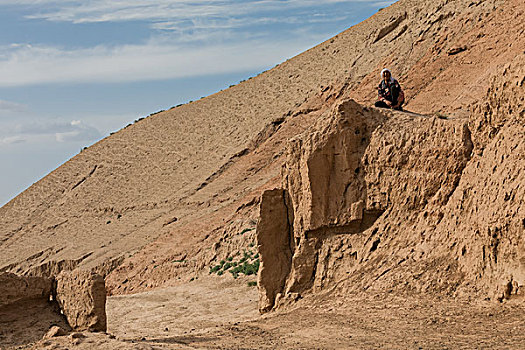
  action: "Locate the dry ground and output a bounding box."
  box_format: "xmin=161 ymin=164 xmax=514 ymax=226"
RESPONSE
xmin=9 ymin=274 xmax=524 ymax=350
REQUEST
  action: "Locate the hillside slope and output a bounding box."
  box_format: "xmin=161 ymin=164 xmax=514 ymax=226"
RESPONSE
xmin=1 ymin=0 xmax=523 ymax=302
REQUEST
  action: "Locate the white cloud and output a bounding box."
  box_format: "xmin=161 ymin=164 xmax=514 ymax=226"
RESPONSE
xmin=0 ymin=34 xmax=325 ymax=87
xmin=55 ymin=120 xmax=101 ymax=142
xmin=0 ymin=118 xmax=102 ymax=145
xmin=0 ymin=0 xmax=397 ymax=87
xmin=16 ymin=0 xmax=386 ymax=24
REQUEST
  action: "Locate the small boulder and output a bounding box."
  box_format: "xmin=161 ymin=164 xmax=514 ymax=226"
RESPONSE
xmin=55 ymin=270 xmax=107 ymax=332
xmin=447 ymin=46 xmax=467 ymax=55
xmin=43 ymin=325 xmax=67 ymax=339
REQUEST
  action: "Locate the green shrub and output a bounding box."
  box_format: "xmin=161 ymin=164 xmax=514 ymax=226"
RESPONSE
xmin=247 ymin=281 xmax=257 ymax=287
xmin=209 ymin=265 xmax=221 ymax=274
xmin=229 ymin=258 xmax=260 ymax=279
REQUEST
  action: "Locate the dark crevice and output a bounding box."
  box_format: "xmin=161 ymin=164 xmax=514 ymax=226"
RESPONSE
xmin=370 ymin=238 xmax=381 ymax=253
xmin=282 ymin=190 xmax=296 ymax=256
xmin=305 ymin=209 xmax=385 ymax=240
xmin=71 ymin=165 xmax=98 ymax=191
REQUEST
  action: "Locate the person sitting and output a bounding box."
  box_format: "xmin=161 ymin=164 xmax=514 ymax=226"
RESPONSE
xmin=375 ymin=68 xmax=404 ymax=111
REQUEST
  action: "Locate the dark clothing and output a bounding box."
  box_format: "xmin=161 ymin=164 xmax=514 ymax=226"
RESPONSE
xmin=375 ymin=100 xmax=403 ymax=110
xmin=377 ymin=78 xmax=404 ymax=107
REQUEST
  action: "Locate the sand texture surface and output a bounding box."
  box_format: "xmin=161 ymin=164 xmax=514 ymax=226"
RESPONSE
xmin=11 ymin=276 xmax=525 ymax=350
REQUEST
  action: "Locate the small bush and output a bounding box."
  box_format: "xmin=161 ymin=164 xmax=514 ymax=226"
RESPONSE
xmin=247 ymin=281 xmax=257 ymax=287
xmin=209 ymin=265 xmax=221 ymax=274
xmin=210 ymin=250 xmax=260 ymax=279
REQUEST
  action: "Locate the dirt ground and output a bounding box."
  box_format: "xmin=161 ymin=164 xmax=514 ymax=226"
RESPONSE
xmin=9 ymin=274 xmax=523 ymax=350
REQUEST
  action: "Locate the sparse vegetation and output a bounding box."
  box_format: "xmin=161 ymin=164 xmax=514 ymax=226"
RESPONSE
xmin=247 ymin=281 xmax=257 ymax=287
xmin=209 ymin=239 xmax=260 ymax=279
xmin=229 ymin=258 xmax=259 ymax=279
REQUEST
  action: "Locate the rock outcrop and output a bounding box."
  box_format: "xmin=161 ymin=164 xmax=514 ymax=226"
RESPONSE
xmin=0 ymin=272 xmax=52 ymax=307
xmin=257 ymin=55 xmax=524 ymax=312
xmin=55 ymin=270 xmax=107 ymax=332
xmin=256 ymin=189 xmax=293 ymax=313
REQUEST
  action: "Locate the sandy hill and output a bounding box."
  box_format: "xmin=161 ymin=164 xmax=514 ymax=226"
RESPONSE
xmin=1 ymin=0 xmax=525 ymax=348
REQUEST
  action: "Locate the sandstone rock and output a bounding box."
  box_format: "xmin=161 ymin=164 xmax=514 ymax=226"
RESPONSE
xmin=55 ymin=270 xmax=107 ymax=332
xmin=282 ymin=99 xmax=387 ymax=235
xmin=256 ymin=189 xmax=293 ymax=313
xmin=69 ymin=332 xmax=87 ymax=339
xmin=447 ymin=46 xmax=467 ymax=55
xmin=43 ymin=325 xmax=67 ymax=339
xmin=258 ymin=68 xmax=523 ymax=305
xmin=275 ymin=99 xmax=389 ymax=296
xmin=0 ymin=272 xmax=52 ymax=308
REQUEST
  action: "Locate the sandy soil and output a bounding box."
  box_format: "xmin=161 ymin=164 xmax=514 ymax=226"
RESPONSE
xmin=15 ymin=275 xmax=525 ymax=350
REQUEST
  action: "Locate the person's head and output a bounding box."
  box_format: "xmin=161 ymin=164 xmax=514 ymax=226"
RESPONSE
xmin=381 ymin=69 xmax=392 ymax=83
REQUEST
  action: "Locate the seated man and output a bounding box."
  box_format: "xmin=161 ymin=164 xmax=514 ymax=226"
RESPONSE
xmin=375 ymin=68 xmax=404 ymax=110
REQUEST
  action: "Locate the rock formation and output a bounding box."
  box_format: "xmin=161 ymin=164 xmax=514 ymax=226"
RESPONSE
xmin=0 ymin=272 xmax=52 ymax=307
xmin=256 ymin=189 xmax=293 ymax=313
xmin=55 ymin=270 xmax=107 ymax=332
xmin=257 ymin=55 xmax=524 ymax=311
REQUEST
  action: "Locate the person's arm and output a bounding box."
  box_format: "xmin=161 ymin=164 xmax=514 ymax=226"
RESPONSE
xmin=378 ymin=84 xmax=392 ymax=106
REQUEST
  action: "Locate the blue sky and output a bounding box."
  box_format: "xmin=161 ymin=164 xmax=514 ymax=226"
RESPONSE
xmin=0 ymin=0 xmax=396 ymax=206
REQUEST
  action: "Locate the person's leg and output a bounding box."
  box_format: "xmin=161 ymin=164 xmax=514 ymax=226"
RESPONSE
xmin=393 ymin=101 xmax=404 ymax=111
xmin=375 ymin=101 xmax=389 ymax=108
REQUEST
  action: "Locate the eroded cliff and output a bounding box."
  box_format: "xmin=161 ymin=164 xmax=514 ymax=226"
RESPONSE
xmin=257 ymin=55 xmax=524 ymax=312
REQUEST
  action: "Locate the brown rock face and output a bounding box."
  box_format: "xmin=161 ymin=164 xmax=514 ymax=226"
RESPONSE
xmin=279 ymin=100 xmax=388 ymax=299
xmin=0 ymin=272 xmax=52 ymax=307
xmin=282 ymin=100 xmax=387 ymax=235
xmin=55 ymin=270 xmax=107 ymax=332
xmin=256 ymin=189 xmax=293 ymax=313
xmin=256 ymin=56 xmax=525 ymax=310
